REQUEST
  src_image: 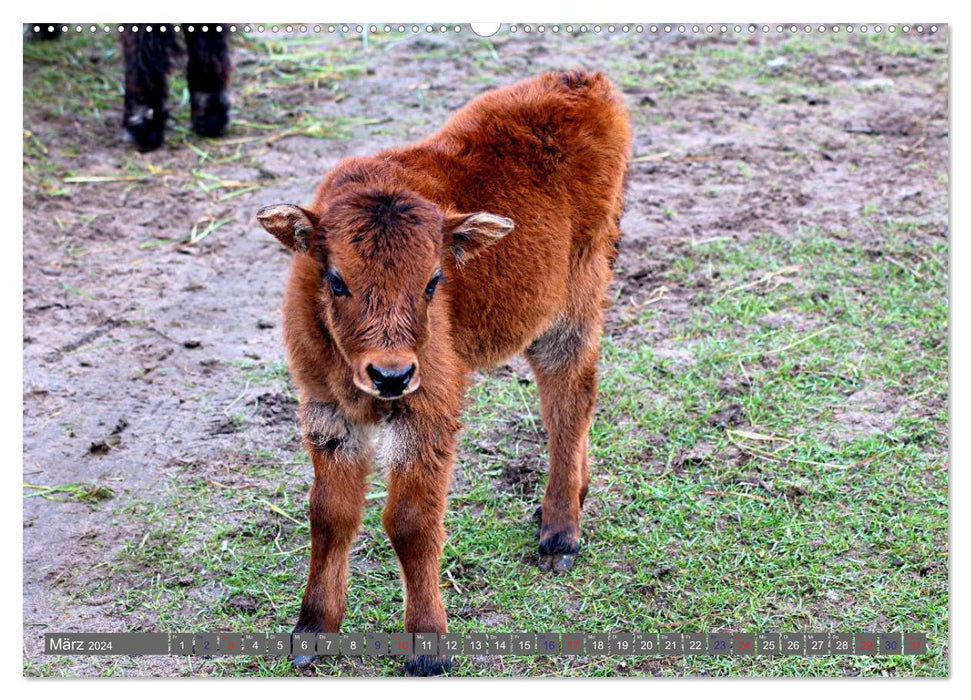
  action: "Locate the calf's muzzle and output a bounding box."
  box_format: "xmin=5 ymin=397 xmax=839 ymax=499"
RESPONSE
xmin=367 ymin=363 xmax=416 ymax=398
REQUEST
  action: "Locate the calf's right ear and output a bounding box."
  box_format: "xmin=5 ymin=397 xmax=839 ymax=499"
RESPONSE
xmin=256 ymin=204 xmax=318 ymax=252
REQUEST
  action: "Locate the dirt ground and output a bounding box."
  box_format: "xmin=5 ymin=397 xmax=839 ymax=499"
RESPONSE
xmin=22 ymin=25 xmax=948 ymax=677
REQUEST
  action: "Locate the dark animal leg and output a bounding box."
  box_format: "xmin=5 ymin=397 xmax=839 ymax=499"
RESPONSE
xmin=121 ymin=25 xmax=175 ymax=152
xmin=183 ymin=25 xmax=231 ymax=138
xmin=382 ymin=418 xmax=456 ymax=676
xmin=291 ymin=401 xmax=371 ymax=669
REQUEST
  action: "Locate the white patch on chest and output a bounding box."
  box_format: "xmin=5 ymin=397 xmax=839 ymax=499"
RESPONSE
xmin=375 ymin=420 xmax=414 ymax=473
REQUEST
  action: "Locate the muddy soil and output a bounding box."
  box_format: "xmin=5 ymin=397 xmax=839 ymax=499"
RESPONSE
xmin=22 ymin=26 xmax=948 ymax=676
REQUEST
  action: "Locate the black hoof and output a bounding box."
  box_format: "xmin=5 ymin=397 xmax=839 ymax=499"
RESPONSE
xmin=291 ymin=654 xmax=316 ymax=670
xmin=404 ymin=654 xmax=452 ymax=676
xmin=191 ymin=91 xmax=230 ymax=138
xmin=538 ymin=552 xmax=576 ymax=572
xmin=125 ymin=104 xmax=167 ymax=152
xmin=290 ymin=620 xmax=322 ymax=670
xmin=538 ymin=530 xmax=580 ymax=572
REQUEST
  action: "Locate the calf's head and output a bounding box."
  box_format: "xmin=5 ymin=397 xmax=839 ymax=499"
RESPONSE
xmin=257 ymin=188 xmax=513 ymax=400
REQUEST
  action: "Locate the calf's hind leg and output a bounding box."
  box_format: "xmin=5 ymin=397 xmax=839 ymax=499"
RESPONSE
xmin=526 ymin=317 xmax=601 ymax=573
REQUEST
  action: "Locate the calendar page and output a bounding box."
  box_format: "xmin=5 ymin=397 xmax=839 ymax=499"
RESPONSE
xmin=21 ymin=19 xmax=949 ymax=679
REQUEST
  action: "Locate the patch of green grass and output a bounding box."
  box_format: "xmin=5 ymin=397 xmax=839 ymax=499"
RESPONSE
xmin=23 ymin=482 xmax=115 ymax=503
xmin=22 ymin=33 xmax=122 ymax=118
xmin=229 ymin=358 xmax=290 ymax=385
xmin=603 ymin=30 xmax=943 ymax=101
xmin=856 ymin=31 xmax=944 ymax=58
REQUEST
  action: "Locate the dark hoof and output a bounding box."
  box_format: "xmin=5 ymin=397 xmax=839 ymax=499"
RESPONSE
xmin=291 ymin=654 xmax=316 ymax=670
xmin=538 ymin=553 xmax=576 ymax=572
xmin=191 ymin=91 xmax=230 ymax=138
xmin=404 ymin=654 xmax=452 ymax=676
xmin=125 ymin=104 xmax=167 ymax=152
xmin=538 ymin=529 xmax=579 ymax=572
xmin=291 ymin=620 xmax=321 ymax=670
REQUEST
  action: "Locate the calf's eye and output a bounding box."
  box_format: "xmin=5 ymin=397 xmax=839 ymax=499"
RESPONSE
xmin=325 ymin=270 xmax=349 ymax=297
xmin=425 ymin=270 xmax=443 ymax=298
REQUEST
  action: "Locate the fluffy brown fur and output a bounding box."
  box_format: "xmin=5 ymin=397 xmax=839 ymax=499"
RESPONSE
xmin=256 ymin=69 xmax=631 ymax=675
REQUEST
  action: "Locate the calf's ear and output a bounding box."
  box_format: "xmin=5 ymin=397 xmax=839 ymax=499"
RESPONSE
xmin=443 ymin=211 xmax=514 ymax=265
xmin=256 ymin=204 xmax=318 ymax=252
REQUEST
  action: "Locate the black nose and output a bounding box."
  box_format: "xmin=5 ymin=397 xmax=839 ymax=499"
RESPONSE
xmin=367 ymin=364 xmax=415 ymax=397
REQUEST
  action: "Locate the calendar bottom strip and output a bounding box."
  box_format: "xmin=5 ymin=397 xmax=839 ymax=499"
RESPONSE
xmin=44 ymin=631 xmax=930 ymax=657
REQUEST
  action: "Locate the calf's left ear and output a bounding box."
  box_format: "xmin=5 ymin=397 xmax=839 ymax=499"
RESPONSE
xmin=256 ymin=204 xmax=318 ymax=252
xmin=443 ymin=211 xmax=514 ymax=265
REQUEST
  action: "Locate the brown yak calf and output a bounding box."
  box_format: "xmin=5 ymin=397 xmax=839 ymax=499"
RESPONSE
xmin=256 ymin=70 xmax=630 ymax=675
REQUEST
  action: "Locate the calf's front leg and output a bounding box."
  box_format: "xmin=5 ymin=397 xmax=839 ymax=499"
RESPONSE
xmin=292 ymin=401 xmax=371 ymax=669
xmin=381 ymin=418 xmax=457 ymax=676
